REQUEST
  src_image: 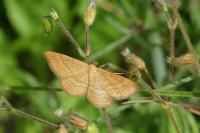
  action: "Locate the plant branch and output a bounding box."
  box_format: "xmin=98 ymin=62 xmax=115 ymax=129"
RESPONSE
xmin=13 ymin=109 xmax=60 ymax=129
xmin=168 ymin=0 xmax=200 ymax=73
xmin=137 ymin=78 xmax=181 ymax=133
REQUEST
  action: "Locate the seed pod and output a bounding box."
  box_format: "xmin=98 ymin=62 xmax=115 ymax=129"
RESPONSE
xmin=121 ymin=48 xmax=146 ymax=71
xmin=42 ymin=16 xmax=53 ymax=33
xmin=68 ymin=112 xmax=88 ymax=130
xmin=84 ymin=2 xmax=96 ymax=26
xmin=167 ymin=53 xmax=195 ymax=67
xmin=57 ymin=124 xmax=68 ymax=133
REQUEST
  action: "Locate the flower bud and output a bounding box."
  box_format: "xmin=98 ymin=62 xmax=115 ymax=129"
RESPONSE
xmin=42 ymin=16 xmax=53 ymax=33
xmin=121 ymin=48 xmax=146 ymax=71
xmin=84 ymin=2 xmax=96 ymax=26
xmin=167 ymin=53 xmax=195 ymax=67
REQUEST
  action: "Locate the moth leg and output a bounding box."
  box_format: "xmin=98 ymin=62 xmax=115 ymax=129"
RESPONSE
xmin=99 ymin=63 xmax=128 ymax=76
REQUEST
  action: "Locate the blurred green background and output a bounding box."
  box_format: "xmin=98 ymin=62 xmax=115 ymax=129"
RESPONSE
xmin=0 ymin=0 xmax=200 ymax=132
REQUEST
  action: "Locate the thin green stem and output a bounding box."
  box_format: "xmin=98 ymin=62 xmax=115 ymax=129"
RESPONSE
xmin=159 ymin=75 xmax=196 ymax=91
xmin=166 ymin=106 xmax=182 ymax=133
xmin=85 ymin=24 xmax=90 ymax=57
xmin=0 ymin=85 xmax=62 ymax=91
xmin=13 ymin=109 xmax=60 ymax=129
xmin=55 ymin=18 xmax=85 ymax=58
xmin=137 ymin=77 xmax=165 ymax=103
xmin=155 ymin=90 xmax=200 ymax=97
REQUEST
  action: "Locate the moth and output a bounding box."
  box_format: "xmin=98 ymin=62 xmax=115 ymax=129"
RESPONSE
xmin=45 ymin=51 xmax=139 ymax=108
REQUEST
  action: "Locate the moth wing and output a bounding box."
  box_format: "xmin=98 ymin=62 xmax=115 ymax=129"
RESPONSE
xmin=87 ymin=68 xmax=113 ymax=108
xmin=97 ymin=68 xmax=138 ymax=100
xmin=45 ymin=51 xmax=89 ymax=96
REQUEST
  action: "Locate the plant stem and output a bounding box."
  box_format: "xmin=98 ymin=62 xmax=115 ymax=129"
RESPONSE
xmin=13 ymin=109 xmax=60 ymax=129
xmin=85 ymin=24 xmax=90 ymax=57
xmin=159 ymin=75 xmax=196 ymax=90
xmin=168 ymin=0 xmax=200 ymax=73
xmin=55 ymin=18 xmax=85 ymax=58
xmin=102 ymin=108 xmax=113 ymax=133
xmin=137 ymin=77 xmax=165 ymax=103
xmin=168 ymin=25 xmax=176 ymax=82
xmin=155 ymin=0 xmax=176 ymax=82
xmin=166 ymin=106 xmax=182 ymax=133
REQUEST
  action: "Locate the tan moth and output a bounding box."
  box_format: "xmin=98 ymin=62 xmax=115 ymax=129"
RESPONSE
xmin=45 ymin=51 xmax=138 ymax=108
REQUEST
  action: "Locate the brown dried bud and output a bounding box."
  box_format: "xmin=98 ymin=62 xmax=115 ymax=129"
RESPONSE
xmin=68 ymin=112 xmax=89 ymax=130
xmin=57 ymin=124 xmax=68 ymax=133
xmin=121 ymin=48 xmax=146 ymax=70
xmin=167 ymin=53 xmax=195 ymax=67
xmin=84 ymin=2 xmax=96 ymax=26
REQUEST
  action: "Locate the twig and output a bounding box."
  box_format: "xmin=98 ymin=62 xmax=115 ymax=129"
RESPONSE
xmin=168 ymin=0 xmax=200 ymax=73
xmin=102 ymin=108 xmax=113 ymax=133
xmin=168 ymin=19 xmax=176 ymax=81
xmin=13 ymin=109 xmax=60 ymax=129
xmin=155 ymin=0 xmax=177 ymax=82
xmin=166 ymin=106 xmax=182 ymax=133
xmin=181 ymin=104 xmax=200 ymax=116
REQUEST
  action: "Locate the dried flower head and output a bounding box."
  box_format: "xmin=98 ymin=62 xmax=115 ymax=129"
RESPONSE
xmin=166 ymin=53 xmax=196 ymax=67
xmin=84 ymin=2 xmax=96 ymax=26
xmin=121 ymin=48 xmax=146 ymax=71
xmin=54 ymin=107 xmax=64 ymax=117
xmin=68 ymin=112 xmax=89 ymax=130
xmin=50 ymin=8 xmax=59 ymax=20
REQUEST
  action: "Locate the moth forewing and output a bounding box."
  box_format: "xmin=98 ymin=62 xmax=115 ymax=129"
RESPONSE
xmin=45 ymin=51 xmax=89 ymax=96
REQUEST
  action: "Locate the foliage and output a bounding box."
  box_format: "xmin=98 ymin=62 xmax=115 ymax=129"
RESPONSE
xmin=0 ymin=0 xmax=200 ymax=133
